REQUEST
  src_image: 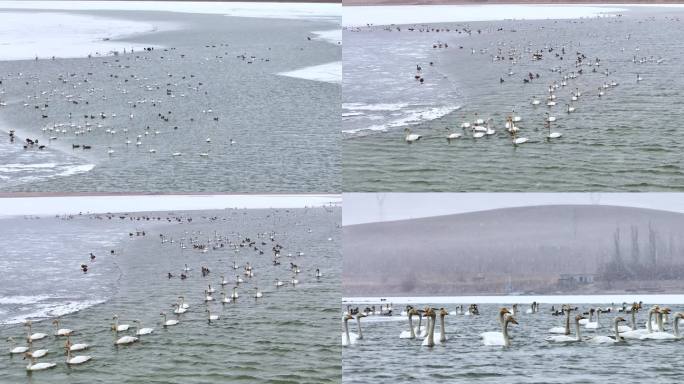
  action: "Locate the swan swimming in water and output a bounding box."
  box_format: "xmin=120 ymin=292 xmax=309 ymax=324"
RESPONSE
xmin=111 ymin=315 xmax=130 ymax=332
xmin=480 ymin=308 xmax=511 ymax=339
xmin=355 ymin=313 xmax=367 ymax=340
xmin=23 ymin=352 xmax=56 ymax=371
xmin=587 ymin=316 xmax=626 ymax=344
xmin=115 ymin=335 xmax=138 ymax=345
xmin=133 ymin=320 xmax=154 ymax=335
xmin=549 ymin=306 xmax=572 ymax=334
xmin=160 ymin=312 xmax=179 ymax=327
xmin=404 ymin=128 xmax=422 ymax=143
xmin=622 ymin=305 xmax=655 ymax=339
xmin=481 ymin=313 xmax=518 ymax=347
xmin=52 ymin=318 xmax=73 ymax=336
xmin=399 ymin=308 xmax=418 ymax=339
xmin=640 ymin=308 xmax=677 ymax=340
xmin=342 ymin=314 xmax=359 ymax=346
xmin=65 ymin=343 xmax=92 ymax=365
xmin=64 ymin=335 xmax=88 ymax=351
xmin=24 ymin=321 xmax=47 ymax=341
xmin=206 ymin=309 xmax=219 ymax=324
xmin=7 ymin=337 xmax=29 ymax=354
xmin=546 ymin=315 xmax=584 ymax=343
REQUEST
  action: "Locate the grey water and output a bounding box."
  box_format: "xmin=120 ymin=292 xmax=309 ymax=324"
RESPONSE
xmin=343 ymin=7 xmax=684 ymax=192
xmin=342 ymin=302 xmax=683 ymax=383
xmin=0 ymin=9 xmax=340 ymax=192
xmin=0 ymin=207 xmax=340 ymax=383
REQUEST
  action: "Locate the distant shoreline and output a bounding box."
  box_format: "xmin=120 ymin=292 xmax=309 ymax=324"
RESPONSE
xmin=344 ymin=0 xmax=682 ymax=6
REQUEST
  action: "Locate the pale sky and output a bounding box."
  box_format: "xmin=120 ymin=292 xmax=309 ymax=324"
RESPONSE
xmin=343 ymin=193 xmax=684 ymax=225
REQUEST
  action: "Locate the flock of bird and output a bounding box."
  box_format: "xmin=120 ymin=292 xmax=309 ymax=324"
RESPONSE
xmin=342 ymin=302 xmax=684 ymax=348
xmin=4 ymin=210 xmax=329 ymax=373
xmin=393 ymin=17 xmax=665 ymax=147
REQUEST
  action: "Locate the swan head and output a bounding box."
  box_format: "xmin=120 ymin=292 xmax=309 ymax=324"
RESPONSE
xmin=343 ymin=314 xmax=353 ymax=321
xmin=676 ymin=313 xmax=684 ymax=320
xmin=614 ymin=317 xmax=626 ymax=323
xmin=505 ymin=316 xmax=518 ymax=325
xmin=356 ymin=313 xmax=367 ymax=319
xmin=661 ymin=308 xmax=671 ymax=315
xmin=575 ymin=315 xmax=585 ymax=322
xmin=439 ymin=308 xmax=448 ymax=317
xmin=499 ymin=308 xmax=511 ymax=316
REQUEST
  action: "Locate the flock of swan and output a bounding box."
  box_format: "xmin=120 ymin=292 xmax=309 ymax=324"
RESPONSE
xmin=5 ymin=212 xmax=326 ymax=373
xmin=342 ymin=302 xmax=684 ymax=348
xmin=397 ymin=19 xmax=660 ymax=147
xmin=0 ymin=41 xmax=273 ymax=158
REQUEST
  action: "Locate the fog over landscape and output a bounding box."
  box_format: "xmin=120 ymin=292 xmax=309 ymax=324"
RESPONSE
xmin=343 ymin=205 xmax=684 ymax=296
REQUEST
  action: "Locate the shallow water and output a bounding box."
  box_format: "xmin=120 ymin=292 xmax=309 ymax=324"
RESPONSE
xmin=0 ymin=9 xmax=340 ymax=192
xmin=0 ymin=207 xmax=341 ymax=383
xmin=343 ymin=302 xmax=684 ymax=383
xmin=343 ymin=8 xmax=684 ymax=192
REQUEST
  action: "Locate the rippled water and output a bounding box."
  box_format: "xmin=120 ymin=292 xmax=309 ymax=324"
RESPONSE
xmin=0 ymin=9 xmax=340 ymax=192
xmin=343 ymin=7 xmax=684 ymax=191
xmin=343 ymin=301 xmax=684 ymax=383
xmin=0 ymin=207 xmax=340 ymax=383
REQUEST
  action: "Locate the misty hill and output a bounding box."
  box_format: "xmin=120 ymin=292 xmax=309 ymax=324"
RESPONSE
xmin=343 ymin=205 xmax=684 ymax=296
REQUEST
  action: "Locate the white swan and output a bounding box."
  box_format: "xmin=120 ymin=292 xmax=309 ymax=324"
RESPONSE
xmin=220 ymin=275 xmax=228 ymax=286
xmin=24 ymin=353 xmax=56 ymax=371
xmin=587 ymin=317 xmax=626 ymax=344
xmin=8 ymin=337 xmax=29 ymax=354
xmin=547 ymin=315 xmax=584 ymax=343
xmin=549 ymin=307 xmax=572 ymax=334
xmin=399 ymin=308 xmax=418 ymax=339
xmin=52 ymin=319 xmax=73 ymax=336
xmin=355 ymin=313 xmax=367 ymax=340
xmin=254 ymin=287 xmax=263 ymax=299
xmin=115 ymin=335 xmax=138 ymax=345
xmin=178 ymin=296 xmax=189 ymax=310
xmin=133 ymin=320 xmax=154 ymax=335
xmin=404 ymin=128 xmax=422 ymax=143
xmin=482 ymin=314 xmax=518 ymax=347
xmin=622 ymin=306 xmax=655 ymax=339
xmin=585 ymin=308 xmax=602 ymax=329
xmin=111 ymin=315 xmax=130 ymax=332
xmin=65 ymin=335 xmax=88 ymax=351
xmin=24 ymin=321 xmax=47 ymax=341
xmin=206 ymin=310 xmax=219 ymax=323
xmin=65 ymin=345 xmax=92 ymax=365
xmin=566 ymin=104 xmax=576 ymax=113
xmin=446 ymin=131 xmax=462 ymax=143
xmin=160 ymin=312 xmax=179 ymax=327
xmin=513 ymin=134 xmax=528 ymax=146
xmin=531 ymin=97 xmax=541 ymax=105
xmin=640 ymin=308 xmax=677 ymax=340
xmin=207 ymin=284 xmax=216 ymax=294
xmin=546 ymin=121 xmax=562 ymax=139
xmin=204 ymin=290 xmax=214 ymax=302
xmin=422 ymin=308 xmax=441 ymax=347
xmin=342 ymin=314 xmax=358 ymax=346
xmin=231 ymin=287 xmax=239 ymax=300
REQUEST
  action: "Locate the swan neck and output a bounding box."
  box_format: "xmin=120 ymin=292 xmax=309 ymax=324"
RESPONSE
xmin=502 ymin=321 xmax=510 ymax=347
xmin=631 ymin=311 xmax=636 ymax=329
xmin=344 ymin=319 xmax=351 ymax=344
xmin=575 ymin=319 xmax=581 ymax=341
xmin=356 ymin=317 xmax=363 ymax=339
xmin=439 ymin=314 xmax=446 ymax=342
xmin=674 ymin=317 xmax=680 ymax=337
xmin=647 ymin=311 xmax=653 ymax=332
xmin=564 ymin=311 xmax=571 ymax=335
xmin=408 ymin=314 xmax=415 ymax=338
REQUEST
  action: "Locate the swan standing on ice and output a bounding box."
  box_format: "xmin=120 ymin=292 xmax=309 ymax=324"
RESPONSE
xmin=588 ymin=317 xmax=626 ymax=344
xmin=547 ymin=315 xmax=584 ymax=343
xmin=342 ymin=314 xmax=358 ymax=346
xmin=133 ymin=320 xmax=154 ymax=336
xmin=23 ymin=353 xmax=56 ymax=371
xmin=404 ymin=128 xmax=422 ymax=143
xmin=481 ymin=314 xmax=518 ymax=347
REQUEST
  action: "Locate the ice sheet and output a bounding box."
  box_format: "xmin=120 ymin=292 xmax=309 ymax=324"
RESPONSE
xmin=277 ymin=61 xmax=342 ymax=84
xmin=0 ymin=1 xmax=341 ymax=21
xmin=344 ymin=294 xmax=684 ymax=305
xmin=0 ymin=194 xmax=341 ymax=217
xmin=343 ymin=4 xmax=627 ymax=27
